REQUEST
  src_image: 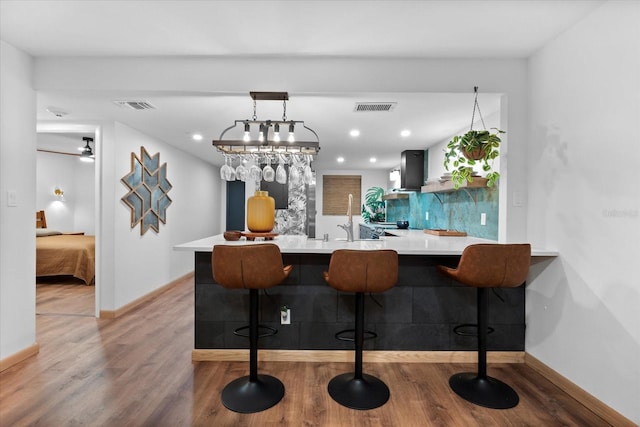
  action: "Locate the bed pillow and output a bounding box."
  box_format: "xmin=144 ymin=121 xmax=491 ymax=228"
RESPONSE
xmin=36 ymin=228 xmax=63 ymax=237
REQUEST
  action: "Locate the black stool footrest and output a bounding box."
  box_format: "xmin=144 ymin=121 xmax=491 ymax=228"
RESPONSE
xmin=233 ymin=324 xmax=278 ymax=339
xmin=449 ymin=372 xmax=519 ymax=409
xmin=334 ymin=328 xmax=377 ymax=342
xmin=328 ymin=372 xmax=390 ymax=410
xmin=453 ymin=323 xmax=495 ymax=337
xmin=221 ymin=374 xmax=285 ymax=413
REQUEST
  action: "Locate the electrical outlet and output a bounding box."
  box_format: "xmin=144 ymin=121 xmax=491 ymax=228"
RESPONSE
xmin=280 ymin=308 xmax=291 ymax=325
xmin=425 ymin=211 xmax=429 ymax=221
xmin=480 ymin=213 xmax=486 ymax=226
xmin=513 ymin=191 xmax=524 ymax=207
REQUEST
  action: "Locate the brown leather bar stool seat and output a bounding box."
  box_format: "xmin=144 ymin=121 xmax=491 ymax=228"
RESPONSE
xmin=323 ymin=249 xmax=398 ymax=410
xmin=212 ymin=244 xmax=293 ymax=413
xmin=438 ymin=243 xmax=531 ymax=409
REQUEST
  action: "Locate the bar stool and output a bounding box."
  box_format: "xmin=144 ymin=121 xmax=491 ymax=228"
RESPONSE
xmin=437 ymin=243 xmax=531 ymax=409
xmin=323 ymin=249 xmax=398 ymax=410
xmin=212 ymin=244 xmax=293 ymax=413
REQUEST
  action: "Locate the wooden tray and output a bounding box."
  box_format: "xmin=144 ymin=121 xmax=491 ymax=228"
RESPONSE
xmin=241 ymin=232 xmax=279 ymax=241
xmin=423 ymin=229 xmax=467 ymax=237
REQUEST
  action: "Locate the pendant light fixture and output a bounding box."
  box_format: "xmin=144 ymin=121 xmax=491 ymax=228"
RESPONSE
xmin=212 ymin=91 xmax=319 ymax=184
xmin=212 ymin=91 xmax=319 ymax=156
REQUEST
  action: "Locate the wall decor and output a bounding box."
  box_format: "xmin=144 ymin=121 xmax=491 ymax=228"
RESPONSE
xmin=121 ymin=146 xmax=173 ymax=235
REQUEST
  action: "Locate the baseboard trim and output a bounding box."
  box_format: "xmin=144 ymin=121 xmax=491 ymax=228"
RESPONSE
xmin=524 ymin=353 xmax=636 ymax=427
xmin=100 ymin=272 xmax=194 ymax=319
xmin=0 ymin=342 xmax=40 ymax=372
xmin=192 ymin=349 xmax=525 ymax=364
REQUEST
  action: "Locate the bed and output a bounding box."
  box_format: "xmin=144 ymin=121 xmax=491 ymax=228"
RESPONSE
xmin=36 ymin=210 xmax=95 ymax=285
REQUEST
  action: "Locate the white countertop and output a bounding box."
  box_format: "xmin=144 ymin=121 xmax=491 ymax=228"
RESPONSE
xmin=174 ymin=229 xmax=558 ymax=257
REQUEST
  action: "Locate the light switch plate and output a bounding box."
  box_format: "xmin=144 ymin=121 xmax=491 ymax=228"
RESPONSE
xmin=7 ymin=190 xmax=17 ymax=207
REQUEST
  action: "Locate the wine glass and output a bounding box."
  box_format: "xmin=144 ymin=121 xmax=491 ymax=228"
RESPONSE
xmin=303 ymin=156 xmax=314 ymax=184
xmin=289 ymin=164 xmax=301 ymax=185
xmin=275 ymin=158 xmax=287 ymax=184
xmin=220 ymin=156 xmax=233 ymax=181
xmin=262 ymin=157 xmax=275 ymax=182
xmin=249 ymin=164 xmax=262 ymax=182
xmin=226 ymin=163 xmax=236 ymax=181
xmin=219 ymin=163 xmax=227 ymax=180
xmin=235 ymin=163 xmax=248 ymax=182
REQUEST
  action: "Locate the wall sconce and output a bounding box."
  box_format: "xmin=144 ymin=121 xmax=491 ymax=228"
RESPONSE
xmin=389 ymin=169 xmax=400 ymax=182
xmin=54 ymin=187 xmax=64 ymax=201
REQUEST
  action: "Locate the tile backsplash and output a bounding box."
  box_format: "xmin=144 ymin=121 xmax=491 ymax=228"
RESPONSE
xmin=385 ymin=186 xmax=498 ymax=240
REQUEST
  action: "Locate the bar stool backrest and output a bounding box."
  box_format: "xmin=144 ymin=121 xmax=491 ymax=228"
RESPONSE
xmin=212 ymin=244 xmax=292 ymax=290
xmin=439 ymin=244 xmax=531 ymax=288
xmin=324 ymin=249 xmax=398 ymax=293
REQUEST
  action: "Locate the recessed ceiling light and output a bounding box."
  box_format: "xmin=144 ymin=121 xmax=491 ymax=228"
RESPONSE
xmin=370 ymin=157 xmax=377 ymax=163
xmin=192 ymin=133 xmax=203 ymax=141
xmin=349 ymin=129 xmax=360 ymax=137
xmin=337 ymin=157 xmax=345 ymax=163
xmin=401 ymin=130 xmax=411 ymax=137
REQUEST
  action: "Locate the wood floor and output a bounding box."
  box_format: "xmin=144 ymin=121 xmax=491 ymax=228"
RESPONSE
xmin=1 ymin=277 xmax=611 ymax=426
xmin=36 ymin=276 xmax=94 ymax=316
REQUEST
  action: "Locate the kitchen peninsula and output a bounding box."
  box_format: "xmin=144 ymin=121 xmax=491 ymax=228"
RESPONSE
xmin=175 ymin=232 xmax=556 ymax=359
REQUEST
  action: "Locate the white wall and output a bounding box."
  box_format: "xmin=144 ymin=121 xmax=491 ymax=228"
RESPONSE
xmin=73 ymin=156 xmax=95 ymax=234
xmin=36 ymin=151 xmax=95 ymax=234
xmin=0 ymin=41 xmax=36 ymax=360
xmin=109 ymin=123 xmax=220 ymax=309
xmin=527 ymin=2 xmax=640 ymax=423
xmin=315 ymin=168 xmax=388 ymax=239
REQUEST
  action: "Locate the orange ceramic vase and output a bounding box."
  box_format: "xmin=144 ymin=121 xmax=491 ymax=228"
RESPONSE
xmin=247 ymin=190 xmax=275 ymax=233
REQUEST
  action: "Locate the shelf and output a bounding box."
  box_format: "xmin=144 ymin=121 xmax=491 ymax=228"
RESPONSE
xmin=423 ymin=229 xmax=467 ymax=237
xmin=382 ymin=193 xmax=410 ymax=200
xmin=421 ymin=177 xmax=488 ymax=194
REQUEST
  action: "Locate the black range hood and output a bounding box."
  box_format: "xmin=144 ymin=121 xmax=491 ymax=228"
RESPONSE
xmin=397 ymin=150 xmax=424 ymax=191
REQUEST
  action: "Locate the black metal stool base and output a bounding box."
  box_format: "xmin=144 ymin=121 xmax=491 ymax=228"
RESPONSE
xmin=328 ymin=372 xmax=390 ymax=410
xmin=449 ymin=372 xmax=519 ymax=409
xmin=221 ymin=374 xmax=285 ymax=413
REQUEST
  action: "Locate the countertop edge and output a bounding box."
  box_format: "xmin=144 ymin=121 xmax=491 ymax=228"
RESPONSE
xmin=174 ymin=234 xmax=558 ymax=257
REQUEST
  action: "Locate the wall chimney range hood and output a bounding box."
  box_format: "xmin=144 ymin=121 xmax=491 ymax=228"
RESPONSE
xmin=397 ymin=150 xmax=424 ymax=191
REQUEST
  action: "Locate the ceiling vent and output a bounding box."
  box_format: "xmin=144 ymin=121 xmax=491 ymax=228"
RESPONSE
xmin=354 ymin=102 xmax=397 ymax=112
xmin=112 ymin=100 xmax=157 ymax=110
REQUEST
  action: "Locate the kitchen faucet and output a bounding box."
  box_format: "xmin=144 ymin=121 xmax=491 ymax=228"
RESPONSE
xmin=337 ymin=194 xmax=354 ymax=242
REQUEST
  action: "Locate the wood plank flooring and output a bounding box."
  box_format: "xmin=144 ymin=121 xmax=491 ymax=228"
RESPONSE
xmin=36 ymin=276 xmax=94 ymax=316
xmin=0 ymin=276 xmax=611 ymax=426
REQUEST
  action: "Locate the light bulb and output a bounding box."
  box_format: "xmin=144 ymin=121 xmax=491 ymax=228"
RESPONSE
xmin=288 ymin=122 xmax=295 ymax=143
xmin=273 ymin=123 xmax=280 ymax=142
xmin=243 ymin=122 xmax=251 ymax=142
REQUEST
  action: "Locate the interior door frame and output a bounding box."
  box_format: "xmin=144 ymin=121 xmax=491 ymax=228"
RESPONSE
xmin=37 ymin=122 xmax=101 ymax=317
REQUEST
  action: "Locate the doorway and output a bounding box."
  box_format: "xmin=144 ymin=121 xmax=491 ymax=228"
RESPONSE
xmin=36 ymin=125 xmax=100 ymax=317
xmin=226 ymin=180 xmax=245 ymax=231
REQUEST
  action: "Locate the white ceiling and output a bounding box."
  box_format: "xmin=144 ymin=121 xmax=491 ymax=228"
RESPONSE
xmin=1 ymin=0 xmax=603 ymax=170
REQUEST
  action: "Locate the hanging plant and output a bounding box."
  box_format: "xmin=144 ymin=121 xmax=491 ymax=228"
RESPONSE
xmin=361 ymin=186 xmax=385 ymax=223
xmin=443 ymin=87 xmax=503 ymax=189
